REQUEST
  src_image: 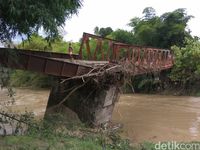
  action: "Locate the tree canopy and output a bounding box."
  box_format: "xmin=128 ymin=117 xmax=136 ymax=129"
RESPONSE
xmin=110 ymin=29 xmax=135 ymax=44
xmin=142 ymin=7 xmax=156 ymax=20
xmin=94 ymin=8 xmax=193 ymax=49
xmin=170 ymin=38 xmax=200 ymax=87
xmin=0 ymin=0 xmax=82 ymax=42
xmin=128 ymin=8 xmax=193 ymax=48
xmin=94 ymin=26 xmax=113 ymax=37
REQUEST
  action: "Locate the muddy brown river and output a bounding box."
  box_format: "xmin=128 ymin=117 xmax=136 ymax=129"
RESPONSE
xmin=1 ymin=88 xmax=200 ymax=143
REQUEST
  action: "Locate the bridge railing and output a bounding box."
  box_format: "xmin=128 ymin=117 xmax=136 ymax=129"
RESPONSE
xmin=79 ymin=32 xmax=115 ymax=61
xmin=79 ymin=33 xmax=173 ymax=70
xmin=112 ymin=43 xmax=173 ymax=70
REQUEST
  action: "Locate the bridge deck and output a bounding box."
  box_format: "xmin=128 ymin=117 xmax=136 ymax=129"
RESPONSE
xmin=0 ymin=48 xmax=95 ymax=78
xmin=0 ymin=33 xmax=173 ymax=78
xmin=50 ymin=58 xmax=109 ymax=67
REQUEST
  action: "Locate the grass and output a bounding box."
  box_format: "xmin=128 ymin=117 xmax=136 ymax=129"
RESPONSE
xmin=1 ymin=112 xmax=200 ymax=150
xmin=0 ymin=112 xmax=133 ymax=150
xmin=0 ymin=136 xmax=103 ymax=150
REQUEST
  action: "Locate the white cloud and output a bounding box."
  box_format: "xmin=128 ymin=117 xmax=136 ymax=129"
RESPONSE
xmin=63 ymin=0 xmax=200 ymax=42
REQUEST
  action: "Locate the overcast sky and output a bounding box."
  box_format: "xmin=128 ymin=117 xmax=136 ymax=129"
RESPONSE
xmin=63 ymin=0 xmax=200 ymax=42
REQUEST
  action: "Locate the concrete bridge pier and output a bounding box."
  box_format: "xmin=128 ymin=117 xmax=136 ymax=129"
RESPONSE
xmin=45 ymin=77 xmax=121 ymax=126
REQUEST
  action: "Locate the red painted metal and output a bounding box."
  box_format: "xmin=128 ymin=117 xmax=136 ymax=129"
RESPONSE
xmin=12 ymin=48 xmax=80 ymax=59
xmin=0 ymin=48 xmax=91 ymax=78
xmin=0 ymin=32 xmax=173 ymax=78
xmin=79 ymin=32 xmax=173 ymax=72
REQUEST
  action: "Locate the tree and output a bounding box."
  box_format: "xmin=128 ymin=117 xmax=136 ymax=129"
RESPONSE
xmin=170 ymin=38 xmax=200 ymax=89
xmin=110 ymin=29 xmax=135 ymax=44
xmin=158 ymin=8 xmax=193 ymax=48
xmin=94 ymin=26 xmax=99 ymax=35
xmin=94 ymin=27 xmax=113 ymax=37
xmin=128 ymin=17 xmax=140 ymax=33
xmin=0 ymin=0 xmax=82 ymax=42
xmin=128 ymin=8 xmax=193 ymax=48
xmin=18 ymin=34 xmax=52 ymax=50
xmin=142 ymin=7 xmax=156 ymax=20
xmin=11 ymin=34 xmax=82 ymax=88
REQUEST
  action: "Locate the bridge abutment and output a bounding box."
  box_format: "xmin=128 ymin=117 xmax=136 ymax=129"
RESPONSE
xmin=45 ymin=76 xmax=122 ymax=126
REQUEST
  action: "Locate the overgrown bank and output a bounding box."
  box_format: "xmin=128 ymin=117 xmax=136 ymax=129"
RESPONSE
xmin=129 ymin=38 xmax=200 ymax=96
xmin=0 ymin=111 xmax=133 ymax=150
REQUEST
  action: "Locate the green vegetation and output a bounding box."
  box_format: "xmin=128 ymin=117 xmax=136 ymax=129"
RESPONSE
xmin=0 ymin=136 xmax=103 ymax=150
xmin=128 ymin=7 xmax=192 ymax=48
xmin=93 ymin=8 xmax=199 ymax=95
xmin=95 ymin=7 xmax=192 ymax=48
xmin=0 ymin=3 xmax=200 ymax=149
xmin=8 ymin=7 xmax=200 ymax=95
xmin=94 ymin=26 xmax=113 ymax=37
xmin=0 ymin=0 xmax=82 ymax=42
xmin=10 ymin=34 xmax=81 ymax=88
xmin=18 ymin=34 xmax=80 ymax=54
xmin=10 ymin=70 xmax=53 ymax=88
xmin=127 ymin=8 xmax=198 ymax=95
xmin=0 ymin=113 xmax=133 ymax=150
xmin=169 ymin=38 xmax=200 ymax=95
xmin=110 ymin=29 xmax=135 ymax=44
xmin=0 ymin=0 xmax=82 ymax=90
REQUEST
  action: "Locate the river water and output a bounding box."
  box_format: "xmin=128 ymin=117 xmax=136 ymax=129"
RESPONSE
xmin=113 ymin=94 xmax=200 ymax=142
xmin=1 ymin=88 xmax=200 ymax=142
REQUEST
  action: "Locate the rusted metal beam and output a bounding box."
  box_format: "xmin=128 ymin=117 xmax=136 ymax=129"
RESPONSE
xmin=78 ymin=33 xmax=173 ymax=73
xmin=7 ymin=48 xmax=80 ymax=59
xmin=0 ymin=48 xmax=91 ymax=78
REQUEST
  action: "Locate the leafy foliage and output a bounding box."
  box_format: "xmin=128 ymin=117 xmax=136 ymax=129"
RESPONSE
xmin=10 ymin=70 xmax=54 ymax=88
xmin=18 ymin=34 xmax=80 ymax=53
xmin=110 ymin=29 xmax=135 ymax=44
xmin=0 ymin=113 xmax=133 ymax=150
xmin=125 ymin=8 xmax=198 ymax=94
xmin=0 ymin=0 xmax=82 ymax=42
xmin=18 ymin=34 xmax=52 ymax=50
xmin=94 ymin=26 xmax=113 ymax=37
xmin=129 ymin=8 xmax=193 ymax=48
xmin=10 ymin=34 xmax=81 ymax=88
xmin=142 ymin=7 xmax=156 ymax=20
xmin=170 ymin=38 xmax=200 ymax=89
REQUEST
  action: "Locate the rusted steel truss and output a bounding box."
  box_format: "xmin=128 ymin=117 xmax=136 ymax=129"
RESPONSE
xmin=0 ymin=33 xmax=173 ymax=78
xmin=79 ymin=33 xmax=173 ymax=72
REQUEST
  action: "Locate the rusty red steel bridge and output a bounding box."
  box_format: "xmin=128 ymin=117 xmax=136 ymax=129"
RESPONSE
xmin=0 ymin=32 xmax=173 ymax=78
xmin=0 ymin=33 xmax=174 ymax=125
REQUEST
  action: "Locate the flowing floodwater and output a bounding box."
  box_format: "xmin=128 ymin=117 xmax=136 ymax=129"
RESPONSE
xmin=112 ymin=94 xmax=200 ymax=142
xmin=0 ymin=88 xmax=50 ymax=118
xmin=1 ymin=88 xmax=200 ymax=142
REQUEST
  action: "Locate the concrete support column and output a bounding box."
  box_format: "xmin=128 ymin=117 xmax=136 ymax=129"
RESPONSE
xmin=45 ymin=78 xmax=121 ymax=126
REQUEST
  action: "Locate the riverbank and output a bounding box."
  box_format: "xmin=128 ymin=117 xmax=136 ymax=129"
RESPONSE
xmin=0 ymin=88 xmax=133 ymax=149
xmin=1 ymin=88 xmax=200 ymax=149
xmin=160 ymin=88 xmax=200 ymax=97
xmin=0 ymin=112 xmax=132 ymax=150
xmin=133 ymin=87 xmax=200 ymax=97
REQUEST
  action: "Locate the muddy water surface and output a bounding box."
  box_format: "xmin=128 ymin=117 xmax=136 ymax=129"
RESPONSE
xmin=0 ymin=88 xmax=50 ymax=118
xmin=1 ymin=88 xmax=200 ymax=142
xmin=113 ymin=94 xmax=200 ymax=142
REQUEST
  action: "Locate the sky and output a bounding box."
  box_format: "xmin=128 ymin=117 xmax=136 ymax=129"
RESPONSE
xmin=63 ymin=0 xmax=200 ymax=42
